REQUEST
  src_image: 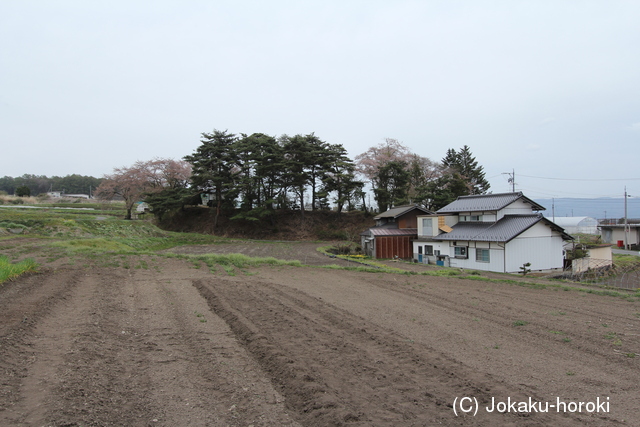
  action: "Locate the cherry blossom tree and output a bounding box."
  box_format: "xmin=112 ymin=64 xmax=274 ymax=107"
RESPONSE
xmin=95 ymin=158 xmax=191 ymax=219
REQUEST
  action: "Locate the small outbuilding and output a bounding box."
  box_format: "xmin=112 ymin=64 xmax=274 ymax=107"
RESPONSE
xmin=361 ymin=205 xmax=434 ymax=259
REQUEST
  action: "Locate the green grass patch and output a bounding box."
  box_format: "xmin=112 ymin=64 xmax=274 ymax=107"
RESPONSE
xmin=0 ymin=255 xmax=38 ymax=283
xmin=460 ymin=274 xmax=640 ymax=300
xmin=51 ymin=238 xmax=136 ymax=254
xmin=191 ymin=253 xmax=302 ymax=275
xmin=321 ymin=264 xmax=386 ymax=273
xmin=613 ymin=253 xmax=640 ymax=269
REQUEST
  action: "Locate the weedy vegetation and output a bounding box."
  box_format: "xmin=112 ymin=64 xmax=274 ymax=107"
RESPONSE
xmin=0 ymin=255 xmax=38 ymax=283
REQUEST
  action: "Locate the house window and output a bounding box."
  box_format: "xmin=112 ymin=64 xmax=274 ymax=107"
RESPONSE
xmin=454 ymin=246 xmax=468 ymax=259
xmin=425 ymin=245 xmax=433 ymax=256
xmin=460 ymin=215 xmax=483 ymax=222
xmin=476 ymin=248 xmax=490 ymax=263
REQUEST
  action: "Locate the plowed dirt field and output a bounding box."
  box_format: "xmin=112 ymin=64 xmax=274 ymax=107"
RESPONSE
xmin=1 ymin=239 xmax=638 ymax=426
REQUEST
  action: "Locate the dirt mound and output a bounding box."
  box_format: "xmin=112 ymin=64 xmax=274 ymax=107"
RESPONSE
xmin=159 ymin=207 xmax=375 ymax=241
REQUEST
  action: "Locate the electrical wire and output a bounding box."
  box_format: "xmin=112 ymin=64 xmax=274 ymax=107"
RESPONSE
xmin=516 ymin=174 xmax=640 ymax=182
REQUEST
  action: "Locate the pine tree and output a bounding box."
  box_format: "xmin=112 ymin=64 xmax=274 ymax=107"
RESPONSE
xmin=455 ymin=145 xmax=490 ymax=195
xmin=322 ymin=144 xmax=362 ymax=213
xmin=184 ymin=129 xmax=239 ymax=231
xmin=441 ymin=145 xmax=490 ymax=198
xmin=280 ymin=134 xmax=312 ymax=217
xmin=232 ymin=133 xmax=284 ymax=222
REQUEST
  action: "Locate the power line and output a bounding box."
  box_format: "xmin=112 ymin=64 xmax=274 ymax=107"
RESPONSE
xmin=517 ymin=174 xmax=640 ymax=182
xmin=517 ymin=185 xmax=627 ymax=198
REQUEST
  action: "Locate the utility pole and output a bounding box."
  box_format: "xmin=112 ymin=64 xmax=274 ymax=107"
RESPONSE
xmin=624 ymin=187 xmax=629 ymax=250
xmin=502 ymin=169 xmax=515 ymax=192
xmin=510 ymin=169 xmax=515 ymax=192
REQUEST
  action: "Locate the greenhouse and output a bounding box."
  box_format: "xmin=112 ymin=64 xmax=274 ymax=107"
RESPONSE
xmin=548 ymin=216 xmax=598 ymax=235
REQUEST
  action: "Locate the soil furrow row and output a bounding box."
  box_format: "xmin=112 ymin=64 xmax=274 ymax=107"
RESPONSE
xmin=194 ymin=276 xmax=579 ymax=426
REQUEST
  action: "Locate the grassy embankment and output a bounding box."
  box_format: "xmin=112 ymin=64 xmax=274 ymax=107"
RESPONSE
xmin=0 ymin=203 xmax=302 ymax=277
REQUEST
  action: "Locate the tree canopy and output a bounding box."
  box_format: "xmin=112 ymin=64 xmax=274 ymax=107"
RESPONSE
xmin=1 ymin=131 xmax=491 ymax=221
xmin=355 ymin=140 xmax=490 ymax=211
xmin=183 ymin=130 xmax=362 ymax=228
xmin=441 ymin=145 xmax=490 ymax=196
xmin=0 ymin=174 xmax=102 ymax=197
xmin=95 ymin=158 xmax=191 ymax=220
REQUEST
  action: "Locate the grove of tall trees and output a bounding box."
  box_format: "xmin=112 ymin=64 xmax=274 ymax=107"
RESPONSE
xmin=355 ymin=139 xmax=489 ymax=211
xmin=3 ymin=130 xmax=490 ymax=221
xmin=0 ymin=174 xmax=102 ymax=197
xmin=183 ymin=130 xmax=364 ymax=229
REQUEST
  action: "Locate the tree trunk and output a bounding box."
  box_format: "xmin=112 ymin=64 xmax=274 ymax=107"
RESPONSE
xmin=214 ymin=199 xmax=221 ymax=232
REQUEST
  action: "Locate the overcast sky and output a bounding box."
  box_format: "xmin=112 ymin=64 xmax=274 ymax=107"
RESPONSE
xmin=2 ymin=1 xmax=639 ymax=200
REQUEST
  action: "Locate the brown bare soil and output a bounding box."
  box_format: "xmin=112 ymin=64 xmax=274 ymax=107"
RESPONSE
xmin=1 ymin=239 xmax=639 ymax=426
xmin=159 ymin=208 xmax=374 ymax=241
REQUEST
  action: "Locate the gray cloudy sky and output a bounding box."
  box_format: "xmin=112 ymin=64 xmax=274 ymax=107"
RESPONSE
xmin=2 ymin=1 xmax=639 ymax=199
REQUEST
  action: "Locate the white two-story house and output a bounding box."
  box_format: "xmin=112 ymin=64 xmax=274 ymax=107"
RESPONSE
xmin=413 ymin=192 xmax=573 ymax=273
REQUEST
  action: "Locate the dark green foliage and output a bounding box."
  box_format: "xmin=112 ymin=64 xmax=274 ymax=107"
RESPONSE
xmin=372 ymin=160 xmax=410 ymax=211
xmin=280 ymin=134 xmax=313 ymax=216
xmin=184 ymin=129 xmax=361 ymax=226
xmin=15 ymin=185 xmax=31 ymax=197
xmin=144 ymin=187 xmax=196 ymax=221
xmin=354 ymin=140 xmax=489 ymax=213
xmin=235 ymin=133 xmax=283 ymax=213
xmin=442 ymin=145 xmax=490 ymax=197
xmin=184 ymin=129 xmax=239 ymax=229
xmin=420 ymin=173 xmax=469 ymax=211
xmin=0 ymin=174 xmax=102 ymax=196
xmin=323 ymin=144 xmax=363 ymax=213
xmin=404 ymin=145 xmax=491 ymax=210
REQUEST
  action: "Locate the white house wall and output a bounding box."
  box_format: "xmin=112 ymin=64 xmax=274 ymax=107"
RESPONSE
xmin=505 ymin=233 xmax=565 ymax=272
xmin=518 ymin=221 xmax=554 ymax=238
xmin=498 ymin=199 xmax=537 ymax=219
xmin=446 ymin=242 xmax=505 ymax=272
xmin=456 ymin=212 xmax=497 ymax=222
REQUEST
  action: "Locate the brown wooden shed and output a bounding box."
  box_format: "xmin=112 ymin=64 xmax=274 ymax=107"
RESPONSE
xmin=361 ymin=205 xmax=433 ymax=259
xmin=373 ymin=205 xmax=433 ymax=228
xmin=361 ymin=227 xmax=418 ymax=259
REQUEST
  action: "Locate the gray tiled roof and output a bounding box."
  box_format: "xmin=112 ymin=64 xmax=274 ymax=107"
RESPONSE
xmin=369 ymin=228 xmax=418 ymax=236
xmin=436 ymin=192 xmax=545 ymax=214
xmin=361 ymin=226 xmax=418 ymax=236
xmin=432 ymin=214 xmax=571 ymax=242
xmin=374 ymin=205 xmax=433 ymax=219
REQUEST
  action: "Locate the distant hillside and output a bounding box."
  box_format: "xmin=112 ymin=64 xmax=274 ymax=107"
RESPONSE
xmin=535 ymin=198 xmax=640 ymax=220
xmin=157 ymin=207 xmax=376 ymax=242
